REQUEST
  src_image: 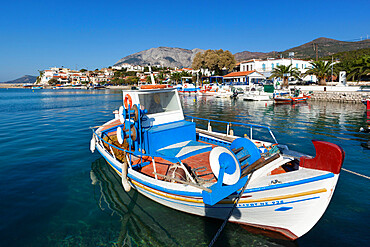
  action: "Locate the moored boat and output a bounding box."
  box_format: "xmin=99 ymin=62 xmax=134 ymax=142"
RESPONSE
xmin=90 ymin=87 xmax=344 ymax=240
xmin=274 ymin=88 xmax=310 ymax=104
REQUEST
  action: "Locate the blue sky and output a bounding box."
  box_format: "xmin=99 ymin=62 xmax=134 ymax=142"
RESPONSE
xmin=0 ymin=0 xmax=369 ymax=81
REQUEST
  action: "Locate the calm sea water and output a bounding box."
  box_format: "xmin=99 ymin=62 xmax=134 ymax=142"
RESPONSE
xmin=0 ymin=88 xmax=369 ymax=247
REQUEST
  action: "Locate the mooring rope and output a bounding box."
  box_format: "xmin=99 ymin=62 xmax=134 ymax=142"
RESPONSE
xmin=208 ymin=173 xmax=254 ymax=247
xmin=342 ymin=168 xmax=370 ymax=180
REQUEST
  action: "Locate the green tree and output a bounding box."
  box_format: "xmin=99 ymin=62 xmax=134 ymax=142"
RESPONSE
xmin=270 ymin=65 xmax=300 ymax=88
xmin=157 ymin=72 xmax=166 ymax=83
xmin=304 ymin=61 xmax=333 ymax=85
xmin=126 ymin=76 xmax=139 ymax=85
xmin=146 ymin=75 xmax=152 ymax=84
xmin=80 ymin=69 xmax=87 ymax=72
xmin=192 ymin=49 xmax=236 ymax=75
xmin=170 ymin=72 xmax=182 ymax=84
xmin=347 ymin=55 xmax=370 ymax=82
xmin=36 ymin=70 xmax=44 ymax=84
xmin=48 ymin=78 xmax=58 ymax=85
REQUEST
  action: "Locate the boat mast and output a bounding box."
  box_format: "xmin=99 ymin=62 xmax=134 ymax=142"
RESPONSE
xmin=148 ymin=65 xmax=155 ymax=85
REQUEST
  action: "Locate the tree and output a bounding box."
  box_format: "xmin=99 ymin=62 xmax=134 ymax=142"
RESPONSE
xmin=304 ymin=61 xmax=333 ymax=85
xmin=192 ymin=49 xmax=236 ymax=75
xmin=126 ymin=76 xmax=139 ymax=85
xmin=80 ymin=69 xmax=87 ymax=72
xmin=170 ymin=72 xmax=182 ymax=84
xmin=146 ymin=75 xmax=152 ymax=84
xmin=36 ymin=70 xmax=44 ymax=84
xmin=347 ymin=55 xmax=370 ymax=82
xmin=157 ymin=72 xmax=166 ymax=83
xmin=48 ymin=78 xmax=58 ymax=85
xmin=270 ymin=65 xmax=300 ymax=88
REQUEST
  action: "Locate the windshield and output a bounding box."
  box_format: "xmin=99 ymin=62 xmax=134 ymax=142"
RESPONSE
xmin=138 ymin=91 xmax=180 ymax=114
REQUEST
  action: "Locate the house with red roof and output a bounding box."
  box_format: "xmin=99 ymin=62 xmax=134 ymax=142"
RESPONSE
xmin=223 ymin=70 xmax=265 ymax=85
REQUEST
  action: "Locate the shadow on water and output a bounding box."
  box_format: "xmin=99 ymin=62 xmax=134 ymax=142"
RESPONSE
xmin=91 ymin=158 xmax=182 ymax=246
xmin=91 ymin=158 xmax=298 ymax=247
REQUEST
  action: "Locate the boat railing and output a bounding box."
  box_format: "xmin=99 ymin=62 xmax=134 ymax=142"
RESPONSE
xmin=184 ymin=115 xmax=278 ymax=144
xmin=92 ymin=128 xmax=189 ymax=181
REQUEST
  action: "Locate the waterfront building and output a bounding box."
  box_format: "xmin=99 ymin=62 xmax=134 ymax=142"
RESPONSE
xmin=112 ymin=64 xmax=144 ymax=72
xmin=223 ymin=71 xmax=265 ymax=85
xmin=239 ymin=58 xmax=317 ymax=82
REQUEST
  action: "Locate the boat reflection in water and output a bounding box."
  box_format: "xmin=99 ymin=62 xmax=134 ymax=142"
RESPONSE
xmin=91 ymin=158 xmax=298 ymax=246
xmin=91 ymin=158 xmax=182 ymax=247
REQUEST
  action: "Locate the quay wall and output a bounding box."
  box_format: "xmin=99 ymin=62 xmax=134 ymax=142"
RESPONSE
xmin=307 ymin=91 xmax=369 ymax=103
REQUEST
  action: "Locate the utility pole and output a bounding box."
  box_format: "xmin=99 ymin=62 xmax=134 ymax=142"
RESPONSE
xmin=313 ymin=43 xmax=318 ymax=61
xmin=331 ymin=56 xmax=334 ymax=84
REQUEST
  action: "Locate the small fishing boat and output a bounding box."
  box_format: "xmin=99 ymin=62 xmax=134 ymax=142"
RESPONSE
xmin=241 ymin=85 xmax=273 ymax=101
xmin=215 ymin=86 xmax=238 ymax=99
xmin=90 ymin=86 xmax=344 ymax=240
xmin=31 ymin=86 xmax=43 ymax=89
xmin=274 ymin=88 xmax=310 ymax=104
xmin=177 ymin=83 xmax=200 ymax=94
xmin=198 ymin=84 xmax=219 ymax=96
xmin=91 ymin=84 xmax=106 ymax=90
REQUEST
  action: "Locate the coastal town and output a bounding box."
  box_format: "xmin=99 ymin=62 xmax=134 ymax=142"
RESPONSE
xmin=8 ymin=51 xmax=367 ymax=104
xmin=1 ymin=0 xmax=370 ymax=245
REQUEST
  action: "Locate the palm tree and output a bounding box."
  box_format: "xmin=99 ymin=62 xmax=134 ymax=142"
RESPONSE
xmin=36 ymin=70 xmax=44 ymax=84
xmin=347 ymin=55 xmax=370 ymax=82
xmin=170 ymin=72 xmax=181 ymax=84
xmin=304 ymin=61 xmax=333 ymax=85
xmin=270 ymin=65 xmax=300 ymax=88
xmin=157 ymin=72 xmax=166 ymax=83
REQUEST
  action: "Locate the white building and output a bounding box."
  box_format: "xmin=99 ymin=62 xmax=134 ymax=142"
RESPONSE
xmin=239 ymin=58 xmax=317 ymax=82
xmin=223 ymin=71 xmax=265 ymax=84
xmin=40 ymin=67 xmax=70 ymax=84
xmin=112 ymin=64 xmax=144 ymax=72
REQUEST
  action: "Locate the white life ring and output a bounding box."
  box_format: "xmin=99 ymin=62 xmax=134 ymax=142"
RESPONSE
xmin=209 ymin=147 xmax=240 ymax=185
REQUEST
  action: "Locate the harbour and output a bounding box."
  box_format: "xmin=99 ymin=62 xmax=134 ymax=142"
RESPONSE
xmin=0 ymin=88 xmax=368 ymax=246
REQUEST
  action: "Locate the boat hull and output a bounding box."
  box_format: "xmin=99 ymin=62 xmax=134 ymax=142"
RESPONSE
xmin=95 ymin=136 xmax=339 ymax=240
xmin=274 ymin=96 xmax=309 ymax=104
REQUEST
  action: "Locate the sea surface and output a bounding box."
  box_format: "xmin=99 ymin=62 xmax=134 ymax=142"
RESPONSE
xmin=0 ymin=88 xmax=369 ymax=247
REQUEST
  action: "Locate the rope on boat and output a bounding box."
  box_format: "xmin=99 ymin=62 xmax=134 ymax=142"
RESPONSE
xmin=342 ymin=168 xmax=370 ymax=180
xmin=208 ymin=172 xmax=254 ymax=247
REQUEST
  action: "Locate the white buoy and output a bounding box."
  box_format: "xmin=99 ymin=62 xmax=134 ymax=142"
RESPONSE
xmin=117 ymin=127 xmax=124 ymax=144
xmin=90 ymin=136 xmax=96 ymax=153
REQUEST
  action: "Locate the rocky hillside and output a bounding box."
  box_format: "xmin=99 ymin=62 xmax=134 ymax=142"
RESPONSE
xmin=114 ymin=47 xmax=205 ymax=68
xmin=114 ymin=38 xmax=370 ymax=67
xmin=1 ymin=75 xmax=37 ymax=84
xmin=281 ymin=37 xmax=370 ymax=59
xmin=234 ymin=37 xmax=370 ymax=61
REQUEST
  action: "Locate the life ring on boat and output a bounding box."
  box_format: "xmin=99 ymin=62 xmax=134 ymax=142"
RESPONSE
xmin=184 ymin=84 xmax=188 ymax=88
xmin=124 ymin=94 xmax=132 ymax=109
xmin=140 ymin=84 xmax=167 ymax=89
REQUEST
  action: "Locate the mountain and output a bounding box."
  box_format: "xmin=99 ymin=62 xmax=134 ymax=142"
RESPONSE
xmin=1 ymin=75 xmax=37 ymax=84
xmin=234 ymin=37 xmax=370 ymax=61
xmin=114 ymin=47 xmax=205 ymax=68
xmin=281 ymin=37 xmax=370 ymax=59
xmin=114 ymin=38 xmax=370 ymax=67
xmin=234 ymin=51 xmax=276 ymax=61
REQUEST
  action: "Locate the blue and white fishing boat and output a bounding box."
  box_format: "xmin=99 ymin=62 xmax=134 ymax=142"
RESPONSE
xmin=90 ymin=87 xmax=344 ymax=240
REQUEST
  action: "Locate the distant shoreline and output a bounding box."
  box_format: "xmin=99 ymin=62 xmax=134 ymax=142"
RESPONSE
xmin=0 ymin=84 xmax=131 ymax=90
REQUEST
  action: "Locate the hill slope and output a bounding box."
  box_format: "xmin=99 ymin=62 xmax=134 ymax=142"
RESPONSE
xmin=114 ymin=47 xmax=205 ymax=68
xmin=234 ymin=37 xmax=370 ymax=61
xmin=1 ymin=75 xmax=37 ymax=84
xmin=281 ymin=37 xmax=370 ymax=59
